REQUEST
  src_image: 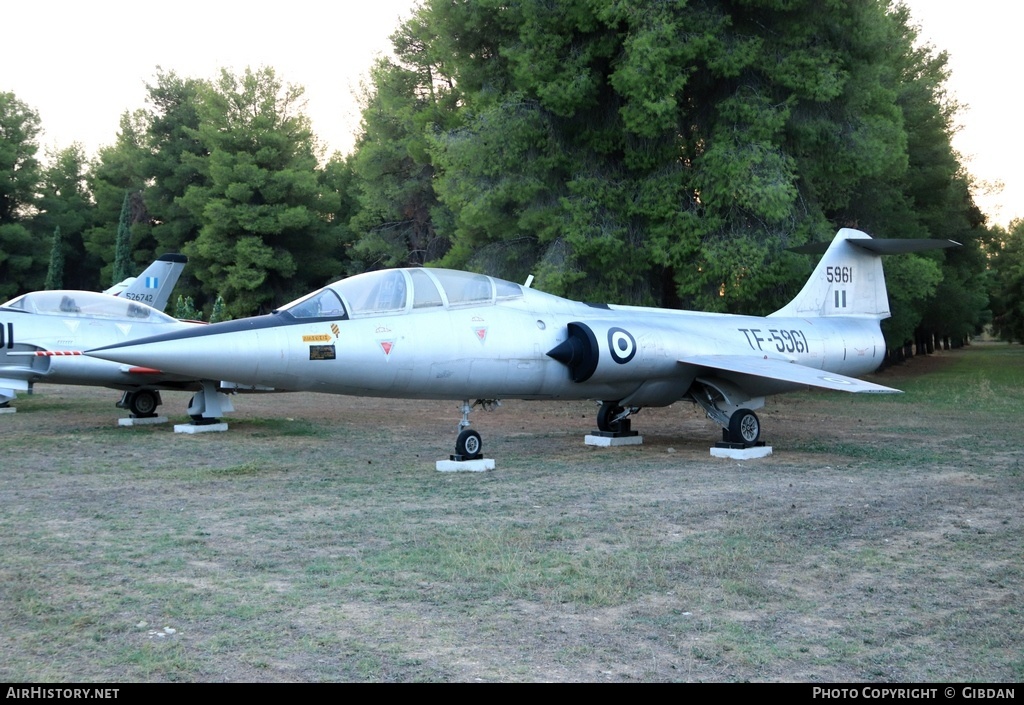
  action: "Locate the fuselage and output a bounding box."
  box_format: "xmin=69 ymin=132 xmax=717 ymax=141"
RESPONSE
xmin=84 ymin=268 xmax=887 ymax=406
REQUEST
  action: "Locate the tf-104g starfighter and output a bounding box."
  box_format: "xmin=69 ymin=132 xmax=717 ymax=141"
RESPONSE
xmin=87 ymin=229 xmax=957 ymax=456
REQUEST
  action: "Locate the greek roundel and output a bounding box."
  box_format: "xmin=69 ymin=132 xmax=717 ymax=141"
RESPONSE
xmin=607 ymin=327 xmax=636 ymax=364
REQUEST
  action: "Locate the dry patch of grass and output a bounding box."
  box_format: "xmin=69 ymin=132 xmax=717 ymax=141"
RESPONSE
xmin=1 ymin=343 xmax=1021 ymax=682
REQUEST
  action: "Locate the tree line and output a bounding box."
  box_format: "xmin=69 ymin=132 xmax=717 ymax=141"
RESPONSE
xmin=1 ymin=0 xmax=1019 ymax=349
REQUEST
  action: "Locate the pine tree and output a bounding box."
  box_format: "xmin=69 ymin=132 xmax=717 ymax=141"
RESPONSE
xmin=180 ymin=67 xmax=343 ymax=317
xmin=347 ymin=0 xmax=991 ymax=351
xmin=173 ymin=294 xmax=203 ymax=321
xmin=0 ymin=91 xmax=44 ymax=298
xmin=208 ymin=294 xmax=230 ymax=323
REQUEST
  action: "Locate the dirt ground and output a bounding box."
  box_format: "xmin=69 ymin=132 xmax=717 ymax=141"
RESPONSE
xmin=1 ymin=347 xmax=1021 ymax=682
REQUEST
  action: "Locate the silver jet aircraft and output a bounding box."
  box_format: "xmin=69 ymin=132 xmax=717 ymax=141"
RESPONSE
xmin=0 ymin=253 xmax=236 ymax=419
xmin=87 ymin=229 xmax=956 ymax=455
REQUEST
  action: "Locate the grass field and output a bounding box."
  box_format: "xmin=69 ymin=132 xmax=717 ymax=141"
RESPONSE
xmin=1 ymin=343 xmax=1021 ymax=682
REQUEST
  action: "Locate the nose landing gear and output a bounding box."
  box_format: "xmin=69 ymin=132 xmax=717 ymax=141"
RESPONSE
xmin=446 ymin=399 xmax=499 ymax=464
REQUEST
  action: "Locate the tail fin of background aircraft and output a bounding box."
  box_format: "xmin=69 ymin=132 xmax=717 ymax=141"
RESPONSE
xmin=104 ymin=254 xmax=187 ymax=312
xmin=769 ymin=228 xmax=959 ymax=320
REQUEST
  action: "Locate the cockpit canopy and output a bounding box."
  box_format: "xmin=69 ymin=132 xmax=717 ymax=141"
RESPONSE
xmin=2 ymin=290 xmax=177 ymax=323
xmin=280 ymin=268 xmax=524 ymax=320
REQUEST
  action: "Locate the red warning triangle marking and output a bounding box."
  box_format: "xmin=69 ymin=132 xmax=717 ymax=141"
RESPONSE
xmin=474 ymin=327 xmax=487 ymax=343
xmin=380 ymin=341 xmax=394 ymax=356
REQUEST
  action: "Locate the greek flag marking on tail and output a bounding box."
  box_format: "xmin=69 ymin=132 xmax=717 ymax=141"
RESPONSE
xmin=145 ymin=277 xmax=159 ymax=289
xmin=834 ymin=290 xmax=847 ymax=309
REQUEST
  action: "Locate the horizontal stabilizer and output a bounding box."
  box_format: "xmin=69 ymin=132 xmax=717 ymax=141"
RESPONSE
xmin=679 ymin=354 xmax=901 ymax=394
xmin=790 ymin=238 xmax=960 ymax=255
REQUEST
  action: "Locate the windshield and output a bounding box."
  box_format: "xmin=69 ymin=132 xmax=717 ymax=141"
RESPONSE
xmin=281 ymin=288 xmax=347 ymax=319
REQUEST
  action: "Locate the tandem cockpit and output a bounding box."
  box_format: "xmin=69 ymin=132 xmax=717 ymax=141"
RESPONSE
xmin=279 ymin=268 xmax=526 ymax=321
xmin=2 ymin=290 xmax=176 ymax=322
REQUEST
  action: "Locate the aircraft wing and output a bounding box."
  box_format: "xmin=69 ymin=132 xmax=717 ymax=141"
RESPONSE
xmin=1 ymin=375 xmax=31 ymax=392
xmin=678 ymin=354 xmax=901 ymax=394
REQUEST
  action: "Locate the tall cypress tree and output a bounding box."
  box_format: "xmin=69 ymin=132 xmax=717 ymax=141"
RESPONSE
xmin=112 ymin=191 xmax=134 ymax=285
xmin=44 ymin=226 xmax=64 ymax=290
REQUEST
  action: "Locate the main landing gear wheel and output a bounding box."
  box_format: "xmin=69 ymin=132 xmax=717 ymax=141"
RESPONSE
xmin=728 ymin=409 xmax=761 ymax=445
xmin=127 ymin=390 xmax=159 ymax=417
xmin=455 ymin=428 xmax=483 ymax=459
xmin=597 ymin=402 xmax=626 ymax=433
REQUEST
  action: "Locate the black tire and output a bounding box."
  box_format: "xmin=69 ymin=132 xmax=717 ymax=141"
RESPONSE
xmin=456 ymin=428 xmax=483 ymax=457
xmin=128 ymin=390 xmax=159 ymax=417
xmin=187 ymin=394 xmax=207 ymax=423
xmin=597 ymin=402 xmax=624 ymax=433
xmin=728 ymin=409 xmax=760 ymax=445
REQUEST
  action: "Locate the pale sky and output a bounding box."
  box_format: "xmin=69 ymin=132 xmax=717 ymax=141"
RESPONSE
xmin=902 ymin=0 xmax=1023 ymax=229
xmin=3 ymin=0 xmax=1020 ymax=228
xmin=3 ymin=0 xmax=416 ymax=157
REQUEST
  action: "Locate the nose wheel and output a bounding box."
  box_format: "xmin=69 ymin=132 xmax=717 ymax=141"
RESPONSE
xmin=455 ymin=428 xmax=482 ymax=459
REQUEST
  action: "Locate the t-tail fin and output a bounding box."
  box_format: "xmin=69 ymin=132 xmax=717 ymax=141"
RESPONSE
xmin=769 ymin=228 xmax=959 ymax=320
xmin=104 ymin=254 xmax=187 ymax=312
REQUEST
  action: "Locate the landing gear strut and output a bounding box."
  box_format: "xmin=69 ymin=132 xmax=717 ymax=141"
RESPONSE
xmin=691 ymin=383 xmax=765 ymax=447
xmin=186 ymin=380 xmax=235 ymax=425
xmin=451 ymin=399 xmax=500 ymax=461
